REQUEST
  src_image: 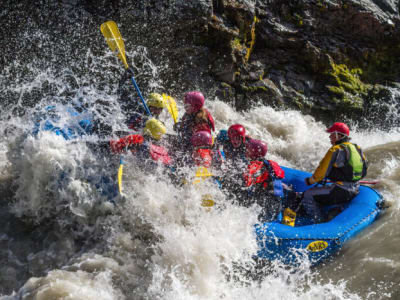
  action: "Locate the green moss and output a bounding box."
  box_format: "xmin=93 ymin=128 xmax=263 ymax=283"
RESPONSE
xmin=229 ymin=16 xmax=258 ymax=62
xmin=324 ymin=62 xmax=372 ymax=110
xmin=241 ymin=84 xmax=268 ymax=93
xmin=245 ymin=16 xmax=258 ymax=62
xmin=362 ymin=48 xmax=400 ymax=82
xmin=231 ymin=38 xmax=245 ymax=52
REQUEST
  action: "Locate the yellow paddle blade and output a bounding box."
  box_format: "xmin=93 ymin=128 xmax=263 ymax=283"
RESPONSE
xmin=162 ymin=94 xmax=178 ymax=123
xmin=193 ymin=166 xmax=213 ymax=185
xmin=117 ymin=163 xmax=124 ymax=194
xmin=282 ymin=208 xmax=296 ymax=227
xmin=201 ymin=194 xmax=215 ymax=207
xmin=100 ymin=20 xmax=129 ymax=69
xmin=195 ymin=166 xmax=213 ymax=178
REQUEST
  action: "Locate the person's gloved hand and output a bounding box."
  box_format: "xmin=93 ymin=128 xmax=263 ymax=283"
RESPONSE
xmin=305 ymin=177 xmax=313 ymax=186
xmin=127 ymin=67 xmax=135 ymax=76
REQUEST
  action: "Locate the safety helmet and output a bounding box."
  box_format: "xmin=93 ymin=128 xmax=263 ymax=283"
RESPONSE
xmin=144 ymin=118 xmax=167 ymax=140
xmin=184 ymin=91 xmax=205 ymax=113
xmin=191 ymin=130 xmax=213 ymax=148
xmin=326 ymin=122 xmax=349 ymax=137
xmin=147 ymin=93 xmax=166 ymax=108
xmin=246 ymin=139 xmax=268 ymax=160
xmin=228 ymin=124 xmax=246 ymax=142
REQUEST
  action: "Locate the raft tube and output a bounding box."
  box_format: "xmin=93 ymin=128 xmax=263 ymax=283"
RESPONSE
xmin=255 ymin=166 xmax=383 ymax=266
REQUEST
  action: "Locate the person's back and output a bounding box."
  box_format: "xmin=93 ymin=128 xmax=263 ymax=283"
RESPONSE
xmin=175 ymin=91 xmax=215 ymax=151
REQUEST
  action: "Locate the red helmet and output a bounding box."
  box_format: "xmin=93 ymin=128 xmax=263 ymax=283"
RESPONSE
xmin=184 ymin=91 xmax=205 ymax=113
xmin=191 ymin=131 xmax=213 ymax=147
xmin=326 ymin=122 xmax=349 ymax=137
xmin=246 ymin=139 xmax=268 ymax=159
xmin=228 ymin=124 xmax=246 ymax=142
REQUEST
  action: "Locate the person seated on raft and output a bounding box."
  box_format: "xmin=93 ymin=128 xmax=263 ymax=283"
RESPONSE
xmin=302 ymin=122 xmax=368 ymax=224
xmin=109 ymin=118 xmax=173 ymax=171
xmin=238 ymin=139 xmax=287 ymax=222
xmin=173 ymin=91 xmax=215 ymax=152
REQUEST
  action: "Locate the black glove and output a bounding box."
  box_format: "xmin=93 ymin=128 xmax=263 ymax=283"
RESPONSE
xmin=127 ymin=67 xmax=135 ymax=76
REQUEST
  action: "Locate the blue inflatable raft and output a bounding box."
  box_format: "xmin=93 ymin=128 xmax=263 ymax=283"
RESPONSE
xmin=32 ymin=105 xmax=93 ymax=140
xmin=255 ymin=166 xmax=384 ymax=266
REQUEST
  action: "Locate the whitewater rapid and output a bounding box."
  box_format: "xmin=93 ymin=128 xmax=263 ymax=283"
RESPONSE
xmin=0 ymin=90 xmax=399 ymax=299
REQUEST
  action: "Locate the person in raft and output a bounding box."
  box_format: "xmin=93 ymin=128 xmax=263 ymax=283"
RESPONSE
xmin=174 ymin=91 xmax=215 ymax=151
xmin=126 ymin=93 xmax=168 ymax=131
xmin=109 ymin=118 xmax=173 ymax=171
xmin=302 ymin=122 xmax=368 ymax=223
xmin=240 ymin=139 xmax=286 ymax=222
xmin=216 ymin=123 xmax=253 ymax=165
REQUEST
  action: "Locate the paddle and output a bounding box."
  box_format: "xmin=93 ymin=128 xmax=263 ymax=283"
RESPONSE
xmin=162 ymin=93 xmax=178 ymax=124
xmin=117 ymin=156 xmax=124 ymax=195
xmin=191 ymin=166 xmax=216 ymax=207
xmin=100 ymin=20 xmax=152 ymax=116
xmin=360 ymin=180 xmax=379 ymax=185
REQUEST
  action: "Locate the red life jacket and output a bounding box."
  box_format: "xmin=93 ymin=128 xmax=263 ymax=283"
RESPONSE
xmin=110 ymin=134 xmax=144 ymax=154
xmin=180 ymin=108 xmax=215 ymax=135
xmin=243 ymin=160 xmax=284 ymax=189
xmin=149 ymin=144 xmax=172 ymax=165
xmin=193 ymin=148 xmax=213 ymax=167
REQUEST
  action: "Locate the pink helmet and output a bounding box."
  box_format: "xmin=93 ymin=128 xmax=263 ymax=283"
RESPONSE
xmin=228 ymin=124 xmax=246 ymax=142
xmin=246 ymin=139 xmax=268 ymax=159
xmin=326 ymin=122 xmax=350 ymax=136
xmin=184 ymin=91 xmax=205 ymax=113
xmin=191 ymin=131 xmax=213 ymax=147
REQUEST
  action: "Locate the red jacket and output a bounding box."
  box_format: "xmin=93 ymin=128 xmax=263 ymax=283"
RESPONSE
xmin=109 ymin=134 xmax=172 ymax=165
xmin=243 ymin=160 xmax=284 ymax=189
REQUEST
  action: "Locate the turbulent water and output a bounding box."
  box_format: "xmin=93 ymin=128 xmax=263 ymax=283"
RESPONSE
xmin=1 ymin=5 xmax=400 ymax=300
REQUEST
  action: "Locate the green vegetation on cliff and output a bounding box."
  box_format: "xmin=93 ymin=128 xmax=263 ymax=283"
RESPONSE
xmin=325 ymin=62 xmax=372 ymax=111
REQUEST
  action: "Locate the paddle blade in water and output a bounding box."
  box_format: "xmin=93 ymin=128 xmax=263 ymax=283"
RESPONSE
xmin=118 ymin=159 xmax=124 ymax=194
xmin=100 ymin=20 xmax=129 ymax=69
xmin=201 ymin=194 xmax=215 ymax=208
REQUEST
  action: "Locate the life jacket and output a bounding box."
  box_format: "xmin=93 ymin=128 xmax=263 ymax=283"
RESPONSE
xmin=243 ymin=160 xmax=285 ymax=190
xmin=149 ymin=143 xmax=172 ymax=165
xmin=110 ymin=134 xmax=144 ymax=154
xmin=193 ymin=148 xmax=213 ymax=167
xmin=179 ymin=108 xmax=215 ymax=136
xmin=327 ymin=142 xmax=367 ymax=182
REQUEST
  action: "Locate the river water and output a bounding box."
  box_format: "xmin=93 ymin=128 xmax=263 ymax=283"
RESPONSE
xmin=0 ymin=3 xmax=400 ymax=300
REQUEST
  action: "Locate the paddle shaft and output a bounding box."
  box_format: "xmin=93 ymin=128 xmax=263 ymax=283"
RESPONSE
xmin=359 ymin=180 xmax=379 ymax=185
xmin=130 ymin=76 xmax=152 ymax=116
xmin=101 ymin=21 xmax=152 ymax=117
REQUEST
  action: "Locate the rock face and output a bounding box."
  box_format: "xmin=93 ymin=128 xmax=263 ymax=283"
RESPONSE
xmin=2 ymin=0 xmax=400 ymax=126
xmin=82 ymin=0 xmax=400 ymax=125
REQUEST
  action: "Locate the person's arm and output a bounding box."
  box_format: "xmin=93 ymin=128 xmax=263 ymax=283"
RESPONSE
xmin=305 ymin=146 xmax=338 ymax=185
